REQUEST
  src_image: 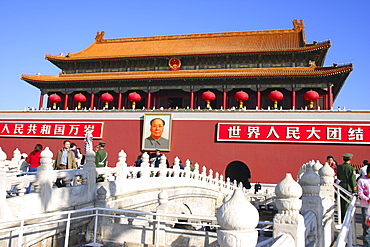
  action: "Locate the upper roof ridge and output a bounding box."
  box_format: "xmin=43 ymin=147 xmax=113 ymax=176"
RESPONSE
xmin=95 ymin=19 xmax=304 ymax=44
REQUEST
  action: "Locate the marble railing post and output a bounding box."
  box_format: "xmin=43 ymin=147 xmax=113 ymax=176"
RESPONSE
xmin=0 ymin=148 xmax=7 ymax=219
xmin=172 ymin=156 xmax=180 ymax=177
xmin=193 ymin=163 xmax=199 ymax=180
xmin=201 ymin=166 xmax=207 ymax=184
xmin=83 ymin=150 xmax=97 ymax=201
xmin=300 ymin=166 xmax=323 ymax=247
xmin=319 ymin=162 xmax=335 ymax=200
xmin=159 ymin=154 xmax=167 ymax=177
xmin=208 ymin=169 xmax=214 ymax=185
xmin=11 ymin=148 xmax=21 ymax=170
xmin=92 ymin=186 xmax=107 ymax=243
xmin=312 ymin=160 xmax=323 ymax=175
xmin=37 ymin=147 xmax=55 ymax=212
xmin=116 ymin=150 xmax=127 ymax=193
xmin=319 ymin=162 xmax=335 ymax=247
xmin=140 ymin=152 xmax=150 ymax=178
xmin=273 ymin=173 xmax=305 ymax=247
xmin=184 ymin=159 xmax=191 ymax=178
xmin=155 ymin=190 xmax=169 ymax=246
xmin=217 ymin=183 xmax=259 ymax=247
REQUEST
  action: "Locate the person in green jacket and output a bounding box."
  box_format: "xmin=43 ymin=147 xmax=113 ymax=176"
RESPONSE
xmin=337 ymin=153 xmax=357 ymax=220
xmin=95 ymin=140 xmax=108 ymax=168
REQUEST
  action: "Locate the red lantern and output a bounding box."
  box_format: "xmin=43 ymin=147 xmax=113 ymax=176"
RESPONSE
xmin=234 ymin=91 xmax=249 ymax=109
xmin=268 ymin=90 xmax=284 ymax=109
xmin=202 ymin=91 xmax=216 ymax=109
xmin=49 ymin=94 xmax=61 ymax=110
xmin=100 ymin=92 xmax=114 ymax=109
xmin=304 ymin=90 xmax=319 ymax=109
xmin=128 ymin=92 xmax=142 ymax=109
xmin=73 ymin=93 xmax=86 ymax=109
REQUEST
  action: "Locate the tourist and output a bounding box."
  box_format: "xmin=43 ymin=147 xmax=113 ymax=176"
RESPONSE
xmin=54 ymin=140 xmax=77 ymax=187
xmin=254 ymin=182 xmax=262 ymax=194
xmin=152 ymin=150 xmax=169 ymax=168
xmin=25 ymin=144 xmax=43 ymax=193
xmin=144 ymin=118 xmax=169 ymax=150
xmin=19 ymin=153 xmax=29 ymax=172
xmin=76 ymin=148 xmax=85 ymax=168
xmin=360 ymin=160 xmax=369 ymax=178
xmin=70 ymin=143 xmax=79 ymax=165
xmin=357 ymin=165 xmax=370 ymax=246
xmin=54 ymin=140 xmax=76 ymax=170
xmin=95 ymin=140 xmax=108 ymax=167
xmin=337 ymin=153 xmax=357 ymax=220
xmin=135 ymin=150 xmax=145 ymax=167
xmin=326 ymin=155 xmax=338 ymax=176
xmin=172 ymin=159 xmax=184 ymax=169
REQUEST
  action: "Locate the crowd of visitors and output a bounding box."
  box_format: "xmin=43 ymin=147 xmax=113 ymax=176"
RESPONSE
xmin=15 ymin=139 xmax=108 ymax=189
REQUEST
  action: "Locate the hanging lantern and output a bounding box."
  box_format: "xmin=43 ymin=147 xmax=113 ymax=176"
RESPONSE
xmin=73 ymin=93 xmax=86 ymax=109
xmin=202 ymin=91 xmax=216 ymax=109
xmin=304 ymin=90 xmax=319 ymax=109
xmin=234 ymin=91 xmax=249 ymax=109
xmin=49 ymin=93 xmax=61 ymax=110
xmin=128 ymin=92 xmax=142 ymax=109
xmin=100 ymin=92 xmax=114 ymax=109
xmin=268 ymin=90 xmax=284 ymax=109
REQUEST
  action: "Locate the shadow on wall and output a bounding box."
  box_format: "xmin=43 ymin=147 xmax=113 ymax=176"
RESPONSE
xmin=171 ymin=235 xmax=190 ymax=246
xmin=225 ymin=161 xmax=251 ymax=189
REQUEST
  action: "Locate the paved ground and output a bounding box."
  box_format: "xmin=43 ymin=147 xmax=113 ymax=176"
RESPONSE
xmin=333 ymin=199 xmax=364 ymax=247
xmin=354 ymin=203 xmax=364 ymax=247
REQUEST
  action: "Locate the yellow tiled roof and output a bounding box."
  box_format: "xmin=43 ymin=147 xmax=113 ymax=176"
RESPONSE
xmin=45 ymin=20 xmax=313 ymax=61
xmin=21 ymin=65 xmax=353 ymax=83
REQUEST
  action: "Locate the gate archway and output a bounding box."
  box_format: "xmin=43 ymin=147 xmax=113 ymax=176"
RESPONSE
xmin=225 ymin=161 xmax=251 ymax=189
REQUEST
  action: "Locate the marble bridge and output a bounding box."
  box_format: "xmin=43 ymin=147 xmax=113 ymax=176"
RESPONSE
xmin=0 ymin=147 xmax=353 ymax=246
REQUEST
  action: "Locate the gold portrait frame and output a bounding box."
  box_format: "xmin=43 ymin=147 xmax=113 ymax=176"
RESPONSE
xmin=142 ymin=113 xmax=172 ymax=151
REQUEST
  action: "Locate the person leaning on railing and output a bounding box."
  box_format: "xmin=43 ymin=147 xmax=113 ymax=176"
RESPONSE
xmin=357 ymin=165 xmax=370 ymax=247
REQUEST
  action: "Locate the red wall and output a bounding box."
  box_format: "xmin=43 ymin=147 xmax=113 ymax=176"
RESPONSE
xmin=1 ymin=117 xmax=369 ymax=184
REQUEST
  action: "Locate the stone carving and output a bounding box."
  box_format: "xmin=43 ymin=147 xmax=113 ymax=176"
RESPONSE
xmin=274 ymin=173 xmax=305 ymax=247
xmin=217 ymin=183 xmax=259 ymax=247
xmin=95 ymin=31 xmax=105 ymax=42
xmin=84 ymin=127 xmax=93 ymax=154
xmin=293 ymin=19 xmax=305 ymax=32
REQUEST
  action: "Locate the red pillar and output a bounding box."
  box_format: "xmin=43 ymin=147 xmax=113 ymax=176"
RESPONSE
xmin=328 ymin=86 xmax=333 ymax=110
xmin=257 ymin=88 xmax=261 ymax=110
xmin=64 ymin=93 xmax=69 ymax=110
xmin=90 ymin=93 xmax=95 ymax=110
xmin=291 ymin=87 xmax=296 ymax=109
xmin=222 ymin=89 xmax=227 ymax=109
xmin=39 ymin=93 xmax=44 ymax=110
xmin=118 ymin=91 xmax=122 ymax=109
xmin=146 ymin=90 xmax=151 ymax=109
xmin=190 ymin=89 xmax=194 ymax=109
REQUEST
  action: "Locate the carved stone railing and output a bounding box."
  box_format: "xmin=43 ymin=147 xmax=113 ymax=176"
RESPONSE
xmin=0 ymin=147 xmax=240 ymax=220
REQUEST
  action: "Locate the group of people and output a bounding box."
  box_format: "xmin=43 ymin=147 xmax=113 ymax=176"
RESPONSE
xmin=18 ymin=139 xmax=108 ymax=189
xmin=134 ymin=149 xmax=170 ymax=168
xmin=328 ymin=153 xmax=370 ymax=246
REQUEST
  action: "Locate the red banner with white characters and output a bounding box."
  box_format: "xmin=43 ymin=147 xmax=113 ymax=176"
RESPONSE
xmin=217 ymin=122 xmax=370 ymax=144
xmin=0 ymin=122 xmax=104 ymax=139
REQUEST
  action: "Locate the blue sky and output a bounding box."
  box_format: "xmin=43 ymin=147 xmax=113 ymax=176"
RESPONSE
xmin=1 ymin=0 xmax=369 ymax=110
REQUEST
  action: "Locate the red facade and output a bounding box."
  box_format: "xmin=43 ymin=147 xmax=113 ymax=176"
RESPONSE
xmin=1 ymin=111 xmax=369 ymax=184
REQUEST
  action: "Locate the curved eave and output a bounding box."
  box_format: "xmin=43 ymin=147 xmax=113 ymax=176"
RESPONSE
xmin=22 ymin=64 xmax=352 ymax=85
xmin=45 ymin=42 xmax=331 ymax=62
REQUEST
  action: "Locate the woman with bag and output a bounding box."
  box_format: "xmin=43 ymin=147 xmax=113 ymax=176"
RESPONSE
xmin=357 ymin=165 xmax=370 ymax=247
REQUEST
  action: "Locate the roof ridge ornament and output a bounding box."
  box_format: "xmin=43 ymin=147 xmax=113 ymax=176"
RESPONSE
xmin=95 ymin=31 xmax=105 ymax=43
xmin=293 ymin=19 xmax=305 ymax=32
